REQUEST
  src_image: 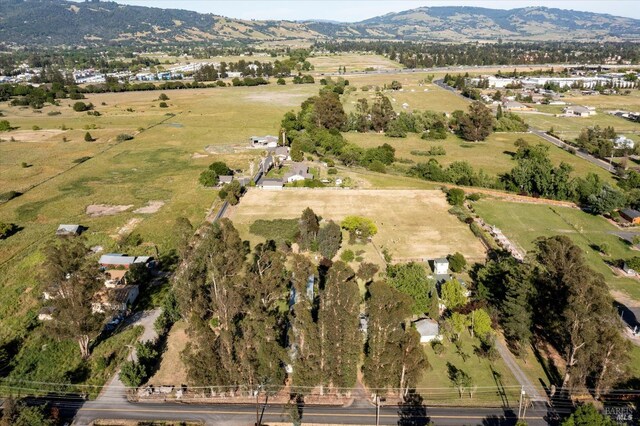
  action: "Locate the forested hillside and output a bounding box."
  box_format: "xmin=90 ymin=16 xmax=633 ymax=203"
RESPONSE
xmin=1 ymin=0 xmax=640 ymax=47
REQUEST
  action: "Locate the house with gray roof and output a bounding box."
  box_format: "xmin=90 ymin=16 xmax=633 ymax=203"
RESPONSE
xmin=414 ymin=318 xmax=440 ymax=343
xmin=502 ymin=100 xmax=531 ymax=111
xmin=258 ymin=177 xmax=284 ymax=190
xmin=99 ymin=254 xmax=154 ymax=269
xmin=620 ymin=208 xmax=640 ymax=225
xmin=563 ymin=105 xmax=596 ymax=117
xmin=284 ymin=163 xmax=313 ymax=183
xmin=218 ymin=175 xmax=234 ymax=185
xmin=267 ymin=146 xmax=291 ymax=161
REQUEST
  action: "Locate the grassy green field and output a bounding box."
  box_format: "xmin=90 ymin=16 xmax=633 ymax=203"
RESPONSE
xmin=473 ymin=199 xmax=640 ymax=301
xmin=563 ymin=91 xmax=640 ymax=112
xmin=0 ymin=83 xmax=319 ymax=342
xmin=344 ymin=131 xmax=614 ymax=182
xmin=418 ymin=333 xmax=524 ymax=406
xmin=517 ymin=111 xmax=640 ymax=141
xmin=515 ymin=91 xmax=640 ymax=140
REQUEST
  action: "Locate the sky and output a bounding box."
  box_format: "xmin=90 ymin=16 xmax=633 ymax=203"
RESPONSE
xmin=95 ymin=0 xmax=640 ymax=21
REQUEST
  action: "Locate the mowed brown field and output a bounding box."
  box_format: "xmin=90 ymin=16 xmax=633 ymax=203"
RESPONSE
xmin=228 ymin=189 xmax=486 ymax=263
xmin=308 ymin=54 xmax=402 ymax=73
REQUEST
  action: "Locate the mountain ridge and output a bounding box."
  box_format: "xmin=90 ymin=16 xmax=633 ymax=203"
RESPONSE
xmin=1 ymin=0 xmax=639 ymax=46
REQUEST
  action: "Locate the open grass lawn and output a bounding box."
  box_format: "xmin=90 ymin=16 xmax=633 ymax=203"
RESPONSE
xmin=473 ymin=200 xmax=640 ymax=302
xmin=417 ymin=333 xmax=523 ymax=406
xmin=308 ymin=54 xmax=402 ymax=73
xmin=517 ymin=111 xmax=640 ymax=141
xmin=563 ymin=91 xmax=640 ymax=112
xmin=0 ymin=84 xmax=319 ymax=344
xmin=345 ymin=131 xmax=614 ymax=182
xmin=1 ymin=325 xmax=142 ymax=398
xmin=337 ymin=166 xmax=440 ymax=190
xmin=148 ymin=320 xmax=189 ymax=387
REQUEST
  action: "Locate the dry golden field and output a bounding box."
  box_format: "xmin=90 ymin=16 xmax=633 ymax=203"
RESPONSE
xmin=229 ymin=188 xmax=486 ymax=264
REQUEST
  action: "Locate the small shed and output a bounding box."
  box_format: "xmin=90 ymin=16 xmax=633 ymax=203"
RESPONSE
xmin=38 ymin=306 xmax=56 ymax=321
xmin=622 ymin=262 xmax=637 ymax=276
xmin=414 ymin=319 xmax=440 ymax=343
xmin=258 ymin=178 xmax=283 ymax=190
xmin=56 ymin=224 xmax=82 ymax=237
xmin=432 ymin=258 xmax=449 ymax=275
xmin=620 ymin=209 xmax=640 ymax=225
xmin=218 ymin=175 xmax=234 ymax=185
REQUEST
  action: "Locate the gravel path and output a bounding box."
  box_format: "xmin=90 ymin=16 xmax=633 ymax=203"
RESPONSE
xmin=495 ymin=337 xmax=545 ymax=402
xmin=88 ymin=308 xmax=162 ymax=404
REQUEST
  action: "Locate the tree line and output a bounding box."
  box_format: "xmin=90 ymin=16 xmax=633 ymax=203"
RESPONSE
xmin=474 ymin=236 xmax=630 ymax=399
xmin=314 ymin=41 xmax=640 ymax=68
xmin=173 ymin=212 xmax=432 ymax=397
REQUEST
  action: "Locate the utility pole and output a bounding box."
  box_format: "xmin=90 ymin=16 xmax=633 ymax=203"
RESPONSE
xmin=518 ymin=387 xmax=525 ymax=419
xmin=522 ymin=395 xmax=529 ymax=419
xmin=255 ymin=386 xmax=260 ymax=426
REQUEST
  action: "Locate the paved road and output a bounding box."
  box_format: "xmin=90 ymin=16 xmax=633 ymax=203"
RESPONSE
xmin=529 ymin=129 xmax=615 ymax=173
xmin=70 ymin=399 xmax=553 ymax=425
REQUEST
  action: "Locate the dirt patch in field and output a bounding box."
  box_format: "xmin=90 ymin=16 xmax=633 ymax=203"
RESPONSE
xmin=148 ymin=321 xmax=189 ymax=386
xmin=4 ymin=129 xmax=65 ymax=142
xmin=86 ymin=204 xmax=133 ymax=217
xmin=191 ymin=152 xmax=209 ymax=159
xmin=133 ymin=200 xmax=165 ymax=214
xmin=116 ymin=218 xmax=142 ymax=236
xmin=243 ymin=91 xmax=311 ymax=107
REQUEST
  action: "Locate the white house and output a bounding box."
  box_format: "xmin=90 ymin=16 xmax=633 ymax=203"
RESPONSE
xmin=433 ymin=258 xmax=449 ymax=275
xmin=250 ymin=135 xmax=279 ymax=148
xmin=284 ymin=163 xmax=313 ymax=183
xmin=563 ymin=105 xmax=596 ymax=117
xmin=614 ymin=135 xmax=635 ymax=150
xmin=414 ymin=318 xmax=440 ymax=343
